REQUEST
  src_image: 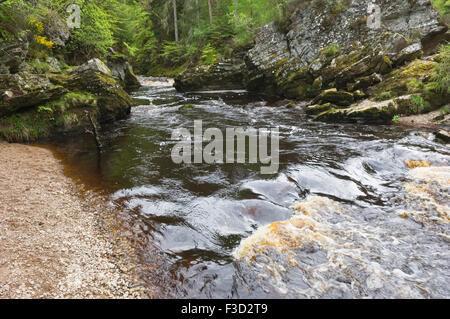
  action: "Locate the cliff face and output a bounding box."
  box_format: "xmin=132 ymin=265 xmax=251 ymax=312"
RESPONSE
xmin=175 ymin=0 xmax=449 ymax=124
xmin=246 ymin=0 xmax=446 ymax=98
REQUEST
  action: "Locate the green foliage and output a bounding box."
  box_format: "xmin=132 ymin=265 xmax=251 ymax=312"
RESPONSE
xmin=65 ymin=1 xmax=114 ymax=61
xmin=0 ymin=0 xmax=32 ymax=42
xmin=323 ymin=44 xmax=340 ymax=57
xmin=431 ymin=0 xmax=450 ymax=17
xmin=376 ymin=91 xmax=393 ymax=101
xmin=201 ymin=43 xmax=219 ymax=65
xmin=160 ymin=41 xmax=198 ymax=64
xmin=392 ymin=115 xmax=401 ymax=124
xmin=410 ymin=95 xmax=430 ymax=114
xmin=439 ymin=104 xmax=450 ymax=116
xmin=406 ymin=78 xmax=424 ymax=93
xmin=432 ymin=45 xmax=450 ymax=95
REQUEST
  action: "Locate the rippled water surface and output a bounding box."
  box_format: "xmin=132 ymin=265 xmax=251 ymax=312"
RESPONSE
xmin=47 ymin=81 xmax=450 ymax=298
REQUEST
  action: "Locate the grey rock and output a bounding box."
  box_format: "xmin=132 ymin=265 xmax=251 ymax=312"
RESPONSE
xmin=394 ymin=42 xmax=423 ymax=65
xmin=74 ymin=58 xmax=112 ymax=76
xmin=44 ymin=15 xmax=70 ymax=47
xmin=0 ymin=41 xmax=28 ymax=74
xmin=175 ymin=0 xmax=445 ymax=101
xmin=106 ymin=51 xmax=141 ymax=92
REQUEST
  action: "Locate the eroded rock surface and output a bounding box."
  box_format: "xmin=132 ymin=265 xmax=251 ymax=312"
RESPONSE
xmin=175 ymin=0 xmax=448 ymax=123
xmin=0 ymin=59 xmax=132 ymax=142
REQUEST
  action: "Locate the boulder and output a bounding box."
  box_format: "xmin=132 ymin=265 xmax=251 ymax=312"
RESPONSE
xmin=305 ymin=103 xmax=334 ymax=115
xmin=347 ymin=74 xmax=382 ymax=92
xmin=0 ymin=59 xmax=132 ymax=141
xmin=175 ymin=57 xmax=246 ymax=92
xmin=106 ymin=51 xmax=141 ymax=91
xmin=314 ymin=95 xmax=422 ymax=124
xmin=0 ymin=85 xmax=66 ymax=116
xmin=393 ymin=42 xmax=424 ymax=65
xmin=312 ymin=88 xmax=354 ymax=106
xmin=68 ymin=59 xmax=132 ymax=122
xmin=74 ymin=58 xmax=112 ymax=76
xmin=0 ymin=74 xmax=66 ymax=116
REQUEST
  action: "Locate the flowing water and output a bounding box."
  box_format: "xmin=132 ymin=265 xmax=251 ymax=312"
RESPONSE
xmin=46 ymin=79 xmax=450 ymax=298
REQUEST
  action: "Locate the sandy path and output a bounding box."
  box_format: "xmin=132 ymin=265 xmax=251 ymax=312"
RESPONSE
xmin=0 ymin=140 xmax=149 ymax=298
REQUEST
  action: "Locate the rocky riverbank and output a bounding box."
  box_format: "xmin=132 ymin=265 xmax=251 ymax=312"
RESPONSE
xmin=175 ymin=0 xmax=449 ymax=125
xmin=0 ymin=140 xmax=150 ymax=298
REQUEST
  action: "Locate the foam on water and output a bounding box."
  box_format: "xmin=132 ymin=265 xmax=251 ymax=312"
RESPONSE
xmin=233 ymin=174 xmax=450 ymax=298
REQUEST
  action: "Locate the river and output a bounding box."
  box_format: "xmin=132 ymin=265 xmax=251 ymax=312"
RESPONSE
xmin=45 ymin=79 xmax=450 ymax=298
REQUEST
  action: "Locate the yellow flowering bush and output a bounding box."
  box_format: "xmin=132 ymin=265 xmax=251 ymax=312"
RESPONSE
xmin=27 ymin=16 xmax=54 ymax=50
xmin=28 ymin=17 xmax=44 ymax=34
xmin=34 ymin=35 xmax=54 ymax=49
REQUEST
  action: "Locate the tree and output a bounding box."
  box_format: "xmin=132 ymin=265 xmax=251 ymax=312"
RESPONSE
xmin=173 ymin=0 xmax=179 ymax=42
xmin=208 ymin=0 xmax=213 ymax=28
xmin=195 ymin=0 xmax=200 ymax=27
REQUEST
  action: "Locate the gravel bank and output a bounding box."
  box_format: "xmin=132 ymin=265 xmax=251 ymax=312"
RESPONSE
xmin=0 ymin=140 xmax=150 ymax=298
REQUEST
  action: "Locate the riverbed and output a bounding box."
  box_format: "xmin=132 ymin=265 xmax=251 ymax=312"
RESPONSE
xmin=44 ymin=79 xmax=450 ymax=298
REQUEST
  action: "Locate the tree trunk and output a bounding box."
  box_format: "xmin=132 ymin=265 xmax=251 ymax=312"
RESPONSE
xmin=234 ymin=0 xmax=238 ymax=17
xmin=208 ymin=0 xmax=213 ymax=28
xmin=195 ymin=0 xmax=200 ymax=27
xmin=173 ymin=0 xmax=179 ymax=42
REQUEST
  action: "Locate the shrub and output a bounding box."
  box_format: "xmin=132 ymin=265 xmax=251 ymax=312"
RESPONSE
xmin=432 ymin=45 xmax=450 ymax=95
xmin=65 ymin=2 xmax=114 ymax=61
xmin=324 ymin=44 xmax=340 ymax=57
xmin=201 ymin=43 xmax=219 ymax=65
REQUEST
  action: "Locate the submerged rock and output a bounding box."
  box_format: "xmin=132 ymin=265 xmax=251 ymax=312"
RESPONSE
xmin=233 ymin=192 xmax=449 ymax=298
xmin=398 ymin=166 xmax=450 ymax=226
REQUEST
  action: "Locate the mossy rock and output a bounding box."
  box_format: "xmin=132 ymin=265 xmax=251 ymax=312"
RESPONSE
xmin=180 ymin=104 xmax=195 ymax=110
xmin=312 ymin=88 xmax=354 ymax=106
xmin=313 ymin=95 xmax=417 ymax=124
xmin=132 ymin=98 xmax=151 ymax=106
xmin=305 ymin=103 xmax=334 ymax=115
xmin=0 ymin=99 xmax=97 ymax=142
xmin=369 ymin=59 xmax=436 ymax=98
xmin=0 ymin=59 xmax=132 ymax=142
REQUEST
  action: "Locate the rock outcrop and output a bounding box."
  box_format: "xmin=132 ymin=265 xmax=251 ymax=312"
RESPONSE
xmin=106 ymin=49 xmax=141 ymax=92
xmin=174 ymin=46 xmax=250 ymax=92
xmin=245 ymin=0 xmax=446 ymax=98
xmin=0 ymin=58 xmax=132 ymax=142
xmin=175 ymin=0 xmax=448 ymax=123
xmin=0 ymin=41 xmax=28 ymax=74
